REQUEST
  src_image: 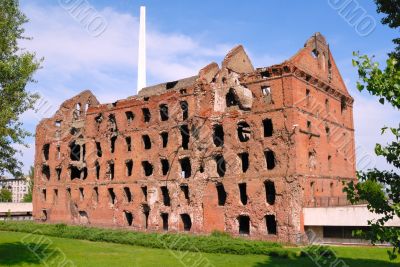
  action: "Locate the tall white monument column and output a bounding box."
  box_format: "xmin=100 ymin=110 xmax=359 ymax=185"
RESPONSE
xmin=137 ymin=6 xmax=146 ymax=93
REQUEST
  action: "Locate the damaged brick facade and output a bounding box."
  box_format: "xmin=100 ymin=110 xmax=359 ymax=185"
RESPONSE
xmin=33 ymin=33 xmax=356 ymax=243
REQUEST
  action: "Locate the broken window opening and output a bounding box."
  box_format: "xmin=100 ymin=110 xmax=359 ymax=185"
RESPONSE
xmin=82 ymin=144 xmax=86 ymax=161
xmin=41 ymin=209 xmax=48 ymax=221
xmin=263 ymin=118 xmax=273 ymax=137
xmin=95 ymin=113 xmax=103 ymax=123
xmin=261 ymin=86 xmax=271 ymax=96
xmin=312 ymin=48 xmax=319 ymax=58
xmin=213 ymin=124 xmax=224 ymax=147
xmin=180 ymin=125 xmax=190 ymax=150
xmin=142 ymin=135 xmax=151 ymax=150
xmin=307 ymin=121 xmax=311 ymax=131
xmin=108 ymin=114 xmax=117 ymax=132
xmin=107 ymin=161 xmax=115 ymax=180
xmin=143 ymin=205 xmax=150 ymax=229
xmin=79 ymin=187 xmax=84 ymax=201
xmin=69 ymin=141 xmax=81 ymax=161
xmin=142 ymin=161 xmax=153 ymax=176
xmin=216 ymin=183 xmax=227 ymax=206
xmin=159 ymin=104 xmax=169 ymax=121
xmin=160 ymin=132 xmax=168 ymax=148
xmin=199 ymin=162 xmax=205 ymax=173
xmin=328 ymin=155 xmax=332 ymax=170
xmin=42 ymin=189 xmax=47 ymax=201
xmin=43 ymin=144 xmax=50 ymax=161
xmin=110 ymin=136 xmax=117 ymax=153
xmin=325 ymin=98 xmax=330 ymax=112
xmin=306 ymin=89 xmax=310 ymax=106
xmin=125 ymin=111 xmax=134 ymax=123
xmin=57 ymin=146 xmax=61 ymax=160
xmin=161 ymin=186 xmax=171 ymax=206
xmin=260 ymin=70 xmax=271 ymax=78
xmin=239 ymin=183 xmax=248 ymax=205
xmin=264 ymin=150 xmax=276 ymax=170
xmin=180 ymin=89 xmax=187 ymax=94
xmin=124 ymin=187 xmax=132 ymax=203
xmin=161 ymin=159 xmax=170 ymax=176
xmin=237 ymin=122 xmax=251 ymax=142
xmin=108 ymin=188 xmax=116 ymax=205
xmin=126 ymin=160 xmax=133 ymax=176
xmin=125 ymin=136 xmax=132 ymax=151
xmin=180 ymin=101 xmax=189 ymax=120
xmin=66 ymin=188 xmax=71 ymax=199
xmin=340 ymin=96 xmax=347 ymax=113
xmin=239 ymin=152 xmax=249 ymax=173
xmin=181 ymin=214 xmax=192 ymax=231
xmin=266 ymin=215 xmax=277 ymax=235
xmin=142 ymin=108 xmax=151 ymax=123
xmin=70 ymin=127 xmax=78 ymax=135
xmin=141 ymin=186 xmax=148 ymax=202
xmin=55 ymin=120 xmax=61 ymax=127
xmin=124 ymin=211 xmax=133 ymax=226
xmin=264 ymin=180 xmax=276 ymax=205
xmin=180 ymin=184 xmax=190 ymax=201
xmin=166 ymin=80 xmax=178 ymax=89
xmin=214 ymin=155 xmax=226 ymax=177
xmin=56 ymin=167 xmax=62 ymax=181
xmin=179 ymin=157 xmax=191 ymax=178
xmin=238 ymin=215 xmax=250 ymax=235
xmin=42 ymin=165 xmax=50 ymax=180
xmin=96 ymin=142 xmax=102 ymax=157
xmin=226 ymin=88 xmax=239 ymax=107
xmin=161 ymin=213 xmax=169 ymax=231
xmin=93 ymin=187 xmax=99 ymax=203
xmin=95 ymin=161 xmax=100 ymax=180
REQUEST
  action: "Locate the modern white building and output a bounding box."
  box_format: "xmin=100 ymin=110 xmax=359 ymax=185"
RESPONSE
xmin=0 ymin=177 xmax=30 ymax=203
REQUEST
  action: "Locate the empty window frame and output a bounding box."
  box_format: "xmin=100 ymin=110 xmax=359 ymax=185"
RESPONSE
xmin=161 ymin=158 xmax=169 ymax=175
xmin=181 ymin=214 xmax=192 ymax=231
xmin=160 ymin=186 xmax=170 ymax=206
xmin=124 ymin=211 xmax=133 ymax=226
xmin=180 ymin=184 xmax=190 ymax=201
xmin=124 ymin=187 xmax=132 ymax=203
xmin=79 ymin=187 xmax=84 ymax=201
xmin=264 ymin=180 xmax=276 ymax=205
xmin=239 ymin=183 xmax=248 ymax=205
xmin=180 ymin=125 xmax=190 ymax=149
xmin=96 ymin=142 xmax=102 ymax=157
xmin=95 ymin=161 xmax=100 ymax=179
xmin=261 ymin=86 xmax=271 ymax=96
xmin=93 ymin=187 xmax=99 ymax=203
xmin=42 ymin=165 xmax=50 ymax=180
xmin=237 ymin=122 xmax=251 ymax=142
xmin=160 ymin=132 xmax=168 ymax=148
xmin=216 ymin=183 xmax=227 ymax=206
xmin=161 ymin=213 xmax=169 ymax=231
xmin=159 ymin=104 xmax=169 ymax=121
xmin=142 ymin=108 xmax=151 ymax=122
xmin=340 ymin=96 xmax=347 ymax=113
xmin=107 ymin=161 xmax=115 ymax=180
xmin=55 ymin=167 xmax=62 ymax=180
xmin=69 ymin=141 xmax=80 ymax=161
xmin=180 ymin=101 xmax=189 ymax=120
xmin=238 ymin=215 xmax=250 ymax=235
xmin=141 ymin=186 xmax=148 ymax=202
xmin=125 ymin=111 xmax=134 ymax=123
xmin=266 ymin=215 xmax=277 ymax=235
xmin=110 ymin=136 xmax=117 ymax=153
xmin=43 ymin=144 xmax=50 ymax=161
xmin=213 ymin=124 xmax=224 ymax=147
xmin=126 ymin=160 xmax=133 ymax=176
xmin=238 ymin=152 xmax=249 ymax=173
xmin=264 ymin=150 xmax=276 ymax=170
xmin=143 ymin=205 xmax=150 ymax=229
xmin=125 ymin=137 xmax=132 ymax=152
xmin=142 ymin=135 xmax=151 ymax=149
xmin=214 ymin=155 xmax=226 ymax=177
xmin=108 ymin=188 xmax=116 ymax=205
xmin=263 ymin=118 xmax=273 ymax=137
xmin=226 ymin=88 xmax=238 ymax=107
xmin=179 ymin=157 xmax=191 ymax=178
xmin=142 ymin=161 xmax=153 ymax=176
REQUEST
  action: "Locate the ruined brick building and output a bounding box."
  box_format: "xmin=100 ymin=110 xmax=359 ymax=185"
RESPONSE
xmin=33 ymin=33 xmax=356 ymax=242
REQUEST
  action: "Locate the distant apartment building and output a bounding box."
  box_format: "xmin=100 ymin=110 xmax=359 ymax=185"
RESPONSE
xmin=0 ymin=177 xmax=30 ymax=203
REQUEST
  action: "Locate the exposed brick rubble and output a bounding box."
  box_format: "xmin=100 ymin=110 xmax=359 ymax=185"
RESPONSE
xmin=33 ymin=33 xmax=356 ymax=243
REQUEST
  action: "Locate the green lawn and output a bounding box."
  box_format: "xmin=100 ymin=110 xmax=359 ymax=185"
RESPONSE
xmin=0 ymin=231 xmax=398 ymax=267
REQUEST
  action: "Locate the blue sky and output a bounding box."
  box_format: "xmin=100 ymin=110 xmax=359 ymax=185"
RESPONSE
xmin=16 ymin=0 xmax=398 ymax=174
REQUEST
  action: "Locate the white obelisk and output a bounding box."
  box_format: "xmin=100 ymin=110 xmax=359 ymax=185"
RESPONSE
xmin=137 ymin=6 xmax=146 ymax=93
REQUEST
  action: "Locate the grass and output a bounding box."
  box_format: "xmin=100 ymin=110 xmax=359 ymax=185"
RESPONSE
xmin=0 ymin=231 xmax=399 ymax=267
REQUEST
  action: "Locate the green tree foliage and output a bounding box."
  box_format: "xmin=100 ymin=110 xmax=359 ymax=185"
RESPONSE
xmin=0 ymin=0 xmax=41 ymax=177
xmin=345 ymin=1 xmax=400 ymax=259
xmin=0 ymin=188 xmax=12 ymax=202
xmin=22 ymin=166 xmax=33 ymax=202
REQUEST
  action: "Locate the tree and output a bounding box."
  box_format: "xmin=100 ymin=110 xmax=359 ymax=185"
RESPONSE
xmin=344 ymin=0 xmax=400 ymax=260
xmin=22 ymin=166 xmax=33 ymax=202
xmin=0 ymin=0 xmax=41 ymax=178
xmin=0 ymin=188 xmax=12 ymax=202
